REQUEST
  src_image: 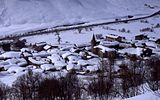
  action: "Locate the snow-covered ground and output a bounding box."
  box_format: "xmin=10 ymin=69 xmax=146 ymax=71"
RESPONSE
xmin=22 ymin=15 xmax=160 ymax=45
xmin=0 ymin=0 xmax=160 ymax=99
xmin=125 ymin=91 xmax=160 ymax=100
xmin=0 ymin=0 xmax=160 ymax=36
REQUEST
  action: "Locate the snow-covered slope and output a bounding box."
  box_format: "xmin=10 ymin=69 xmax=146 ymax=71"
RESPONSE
xmin=0 ymin=0 xmax=160 ymax=34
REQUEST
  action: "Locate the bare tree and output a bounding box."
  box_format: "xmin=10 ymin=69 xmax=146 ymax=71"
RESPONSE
xmin=55 ymin=31 xmax=61 ymax=44
xmin=0 ymin=82 xmax=9 ymax=100
xmin=38 ymin=69 xmax=82 ymax=100
xmin=88 ymin=76 xmax=114 ymax=100
xmin=147 ymin=56 xmax=160 ymax=96
xmin=12 ymin=69 xmax=42 ymax=100
xmin=59 ymin=70 xmax=82 ymax=100
xmin=38 ymin=77 xmax=60 ymax=100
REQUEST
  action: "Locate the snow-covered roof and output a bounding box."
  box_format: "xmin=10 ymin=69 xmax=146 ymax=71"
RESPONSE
xmin=78 ymin=59 xmax=90 ymax=66
xmin=86 ymin=65 xmax=99 ymax=72
xmin=118 ymin=47 xmax=143 ymax=56
xmin=8 ymin=66 xmax=26 ymax=73
xmin=0 ymin=51 xmax=21 ymax=59
xmin=106 ymin=34 xmax=120 ymax=38
xmin=0 ymin=40 xmax=13 ymax=45
xmin=21 ymin=48 xmax=35 ymax=53
xmin=66 ymin=63 xmax=80 ymax=70
xmin=94 ymin=45 xmax=115 ymax=53
xmin=32 ymin=51 xmax=51 ymax=57
xmin=43 ymin=45 xmax=52 ymax=50
xmin=62 ymin=51 xmax=73 ymax=59
xmin=28 ymin=57 xmax=49 ymax=65
xmin=68 ymin=55 xmax=80 ymax=64
xmin=47 ymin=54 xmax=62 ymax=63
xmin=6 ymin=58 xmax=27 ymax=67
xmin=100 ymin=41 xmax=119 ymax=46
xmin=40 ymin=64 xmax=55 ymax=70
xmin=54 ymin=60 xmax=67 ymax=69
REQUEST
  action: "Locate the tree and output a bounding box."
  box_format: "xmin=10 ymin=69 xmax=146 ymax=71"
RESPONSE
xmin=147 ymin=56 xmax=160 ymax=96
xmin=0 ymin=82 xmax=9 ymax=100
xmin=59 ymin=70 xmax=82 ymax=100
xmin=55 ymin=31 xmax=61 ymax=44
xmin=38 ymin=69 xmax=82 ymax=100
xmin=38 ymin=77 xmax=60 ymax=100
xmin=88 ymin=77 xmax=114 ymax=100
xmin=12 ymin=69 xmax=42 ymax=100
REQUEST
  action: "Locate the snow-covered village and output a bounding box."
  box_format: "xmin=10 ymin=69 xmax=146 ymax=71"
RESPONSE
xmin=0 ymin=0 xmax=160 ymax=100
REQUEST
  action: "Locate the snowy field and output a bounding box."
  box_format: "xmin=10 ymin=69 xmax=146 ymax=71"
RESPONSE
xmin=22 ymin=15 xmax=160 ymax=45
xmin=0 ymin=0 xmax=160 ymax=36
xmin=0 ymin=0 xmax=160 ymax=99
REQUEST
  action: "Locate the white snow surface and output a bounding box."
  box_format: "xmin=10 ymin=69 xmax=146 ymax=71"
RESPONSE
xmin=0 ymin=51 xmax=21 ymax=59
xmin=0 ymin=0 xmax=160 ymax=35
xmin=125 ymin=91 xmax=160 ymax=100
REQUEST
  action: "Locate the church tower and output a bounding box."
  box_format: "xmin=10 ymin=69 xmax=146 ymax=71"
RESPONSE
xmin=91 ymin=34 xmax=97 ymax=52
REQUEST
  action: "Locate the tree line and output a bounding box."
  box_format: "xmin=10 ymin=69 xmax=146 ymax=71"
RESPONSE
xmin=0 ymin=56 xmax=160 ymax=100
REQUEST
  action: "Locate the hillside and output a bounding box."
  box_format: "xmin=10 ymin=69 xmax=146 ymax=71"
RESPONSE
xmin=0 ymin=0 xmax=160 ymax=35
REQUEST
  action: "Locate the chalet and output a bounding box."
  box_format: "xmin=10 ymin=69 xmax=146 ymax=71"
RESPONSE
xmin=135 ymin=34 xmax=148 ymax=40
xmin=105 ymin=34 xmax=125 ymax=42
